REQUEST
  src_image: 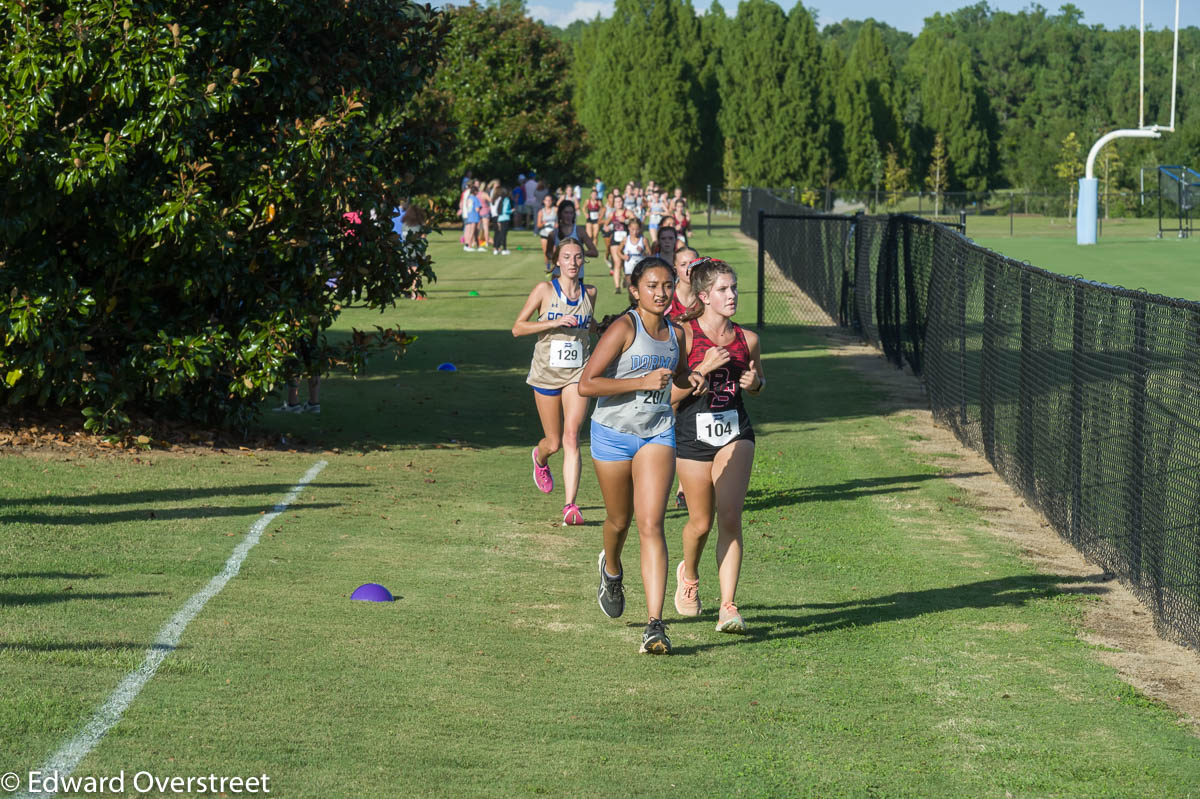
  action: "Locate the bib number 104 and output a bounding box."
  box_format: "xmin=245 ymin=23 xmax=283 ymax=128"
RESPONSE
xmin=697 ymin=411 xmax=738 ymax=447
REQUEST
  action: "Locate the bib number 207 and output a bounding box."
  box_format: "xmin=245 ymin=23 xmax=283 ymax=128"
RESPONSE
xmin=638 ymin=389 xmax=667 ymax=410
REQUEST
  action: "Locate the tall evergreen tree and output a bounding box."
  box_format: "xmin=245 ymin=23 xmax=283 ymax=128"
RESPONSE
xmin=780 ymin=4 xmax=833 ymax=190
xmin=905 ymin=34 xmax=990 ymax=193
xmin=833 ymin=52 xmax=878 ymax=190
xmin=718 ymin=0 xmax=829 ymax=188
xmin=847 ymin=22 xmax=906 ymax=164
xmin=717 ymin=0 xmax=789 ymax=187
xmin=574 ymin=0 xmax=699 ymax=189
xmin=692 ymin=1 xmax=730 ymax=191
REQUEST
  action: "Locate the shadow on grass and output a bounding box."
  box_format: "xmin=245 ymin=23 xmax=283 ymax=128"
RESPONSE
xmin=5 ymin=483 xmax=369 ymax=507
xmin=0 ymin=590 xmax=167 ymax=607
xmin=746 ymin=472 xmax=988 ymax=511
xmin=0 ymin=640 xmax=182 ymax=654
xmin=0 ymin=501 xmax=342 ymax=526
xmin=0 ymin=572 xmax=108 ymax=580
xmin=255 ymin=326 xmax=929 ymax=451
xmin=667 ymin=573 xmax=1105 ymax=655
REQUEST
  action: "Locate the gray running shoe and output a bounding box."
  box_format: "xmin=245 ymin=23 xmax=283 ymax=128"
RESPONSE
xmin=639 ymin=618 xmax=672 ymax=654
xmin=597 ymin=550 xmax=625 ymax=618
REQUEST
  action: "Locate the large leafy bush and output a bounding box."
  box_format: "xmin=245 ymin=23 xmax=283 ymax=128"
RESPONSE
xmin=0 ymin=1 xmax=447 ymax=431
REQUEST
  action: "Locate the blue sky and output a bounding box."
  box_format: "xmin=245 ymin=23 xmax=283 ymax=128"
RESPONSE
xmin=526 ymin=0 xmax=1198 ymax=35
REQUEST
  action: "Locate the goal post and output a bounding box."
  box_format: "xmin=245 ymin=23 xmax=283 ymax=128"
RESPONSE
xmin=1076 ymin=0 xmax=1179 ymax=245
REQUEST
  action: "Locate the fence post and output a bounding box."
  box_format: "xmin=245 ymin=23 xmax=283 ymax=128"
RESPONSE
xmin=1018 ymin=270 xmax=1034 ymax=495
xmin=706 ymin=184 xmax=712 ymax=237
xmin=1009 ymin=194 xmax=1014 ymax=237
xmin=957 ymin=248 xmax=968 ymax=430
xmin=980 ymin=259 xmax=998 ymax=463
xmin=1069 ymin=283 xmax=1085 ymax=547
xmin=1130 ymin=298 xmax=1149 ymax=597
xmin=757 ymin=210 xmax=765 ymax=330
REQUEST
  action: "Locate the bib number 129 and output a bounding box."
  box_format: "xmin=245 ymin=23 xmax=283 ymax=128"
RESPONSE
xmin=549 ymin=340 xmax=583 ymax=368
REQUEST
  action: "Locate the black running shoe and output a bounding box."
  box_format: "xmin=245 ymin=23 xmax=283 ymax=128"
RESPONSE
xmin=640 ymin=618 xmax=672 ymax=655
xmin=597 ymin=550 xmax=625 ymax=618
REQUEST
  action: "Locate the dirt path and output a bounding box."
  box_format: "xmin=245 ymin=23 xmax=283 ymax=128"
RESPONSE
xmin=738 ymin=230 xmax=1200 ymax=733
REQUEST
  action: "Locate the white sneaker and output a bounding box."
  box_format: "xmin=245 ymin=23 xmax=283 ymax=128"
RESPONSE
xmin=463 ymin=245 xmax=473 ymax=252
xmin=493 ymin=249 xmax=500 ymax=255
xmin=273 ymin=403 xmax=303 ymax=413
xmin=501 ymin=249 xmax=511 ymax=255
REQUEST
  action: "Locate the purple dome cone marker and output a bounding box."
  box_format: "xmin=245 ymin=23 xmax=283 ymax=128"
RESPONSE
xmin=351 ymin=583 xmax=394 ymax=602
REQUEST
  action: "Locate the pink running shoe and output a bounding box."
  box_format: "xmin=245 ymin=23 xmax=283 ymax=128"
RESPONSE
xmin=674 ymin=560 xmax=702 ymax=617
xmin=531 ymin=447 xmax=554 ymax=493
xmin=562 ymin=503 xmax=584 ymax=526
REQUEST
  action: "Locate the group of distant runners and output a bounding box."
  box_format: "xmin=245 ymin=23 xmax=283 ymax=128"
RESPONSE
xmin=511 ymin=185 xmax=764 ymax=655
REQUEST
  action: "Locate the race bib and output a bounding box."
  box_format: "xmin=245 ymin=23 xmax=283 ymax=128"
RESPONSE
xmin=549 ymin=340 xmax=583 ymax=369
xmin=588 ymin=211 xmax=600 ymax=222
xmin=696 ymin=411 xmax=739 ymax=447
xmin=636 ymin=388 xmax=668 ymax=412
xmin=613 ymin=230 xmax=627 ymax=243
xmin=539 ymin=225 xmax=555 ymax=237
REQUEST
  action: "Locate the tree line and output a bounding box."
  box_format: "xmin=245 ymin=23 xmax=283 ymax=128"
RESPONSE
xmin=434 ymin=0 xmax=1200 ymax=204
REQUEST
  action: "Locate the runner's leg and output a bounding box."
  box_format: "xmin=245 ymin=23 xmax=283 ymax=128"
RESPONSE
xmin=631 ymin=443 xmax=675 ymax=620
xmin=711 ymin=440 xmax=755 ymax=606
xmin=561 ymin=384 xmax=587 ymax=507
xmin=593 ymin=458 xmax=633 ymax=578
xmin=676 ymin=457 xmax=716 ymax=582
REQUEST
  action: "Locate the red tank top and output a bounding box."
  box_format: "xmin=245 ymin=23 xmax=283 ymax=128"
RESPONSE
xmin=667 ymin=293 xmax=691 ymax=321
xmin=687 ymin=318 xmax=751 ymax=410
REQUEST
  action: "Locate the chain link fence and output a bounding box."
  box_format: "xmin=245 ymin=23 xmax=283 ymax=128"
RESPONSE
xmin=743 ymin=187 xmax=1200 ymax=651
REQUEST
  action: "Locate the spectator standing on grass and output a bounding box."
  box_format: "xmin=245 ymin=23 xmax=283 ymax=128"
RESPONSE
xmin=512 ymin=177 xmax=527 ymax=228
xmin=492 ymin=185 xmax=513 ymax=255
xmin=524 ymin=173 xmax=540 ymax=223
xmin=476 ymin=182 xmax=492 ymax=250
xmin=594 ymin=176 xmax=606 ymax=202
xmin=462 ymin=180 xmax=481 ymax=252
xmin=512 ymin=238 xmax=598 ymax=527
xmin=671 ymin=258 xmax=764 ymax=634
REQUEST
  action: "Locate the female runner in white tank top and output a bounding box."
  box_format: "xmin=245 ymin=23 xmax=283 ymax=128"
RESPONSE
xmin=621 ymin=217 xmax=647 ymax=281
xmin=512 ymin=239 xmax=598 ymax=526
xmin=579 ymin=256 xmax=704 ymax=655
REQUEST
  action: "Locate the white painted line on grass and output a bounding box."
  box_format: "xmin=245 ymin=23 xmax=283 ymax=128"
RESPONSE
xmin=16 ymin=459 xmax=329 ymax=799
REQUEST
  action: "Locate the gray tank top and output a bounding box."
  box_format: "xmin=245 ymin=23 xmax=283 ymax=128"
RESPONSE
xmin=592 ymin=310 xmax=679 ymax=437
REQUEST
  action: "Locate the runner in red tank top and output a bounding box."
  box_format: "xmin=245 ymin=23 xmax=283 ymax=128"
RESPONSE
xmin=667 ymin=257 xmax=765 ymax=634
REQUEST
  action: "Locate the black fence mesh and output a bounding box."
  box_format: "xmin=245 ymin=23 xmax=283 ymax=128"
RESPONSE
xmin=743 ymin=187 xmax=1200 ymax=650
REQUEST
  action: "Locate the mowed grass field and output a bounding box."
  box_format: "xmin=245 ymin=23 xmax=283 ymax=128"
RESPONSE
xmin=967 ymin=215 xmax=1200 ymax=301
xmin=3 ymin=223 xmax=1200 ymax=797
